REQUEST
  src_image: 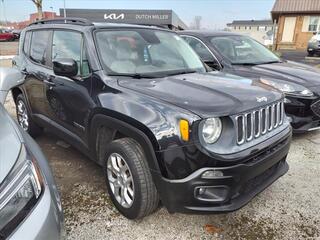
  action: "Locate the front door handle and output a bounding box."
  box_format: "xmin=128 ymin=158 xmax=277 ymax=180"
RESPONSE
xmin=21 ymin=68 xmax=28 ymax=74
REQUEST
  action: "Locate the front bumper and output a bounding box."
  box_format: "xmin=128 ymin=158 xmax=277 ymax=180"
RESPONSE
xmin=308 ymin=42 xmax=320 ymax=53
xmin=0 ymin=91 xmax=8 ymax=104
xmin=8 ymin=128 xmax=64 ymax=239
xmin=285 ymin=95 xmax=320 ymax=132
xmin=9 ymin=187 xmax=64 ymax=240
xmin=155 ymin=128 xmax=291 ymax=213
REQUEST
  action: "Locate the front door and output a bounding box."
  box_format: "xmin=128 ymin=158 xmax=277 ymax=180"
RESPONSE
xmin=44 ymin=30 xmax=93 ymax=141
xmin=282 ymin=17 xmax=296 ymax=42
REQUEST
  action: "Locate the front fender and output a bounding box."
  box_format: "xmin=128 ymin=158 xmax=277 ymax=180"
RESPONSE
xmin=96 ymin=90 xmax=201 ymax=150
xmin=0 ymin=67 xmax=24 ymax=104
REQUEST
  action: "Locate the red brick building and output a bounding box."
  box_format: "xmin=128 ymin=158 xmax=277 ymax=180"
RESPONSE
xmin=3 ymin=11 xmax=58 ymax=30
xmin=272 ymin=0 xmax=320 ymax=50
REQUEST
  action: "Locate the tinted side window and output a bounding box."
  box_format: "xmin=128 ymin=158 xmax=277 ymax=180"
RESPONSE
xmin=30 ymin=31 xmax=50 ymax=65
xmin=23 ymin=31 xmax=32 ymax=55
xmin=182 ymin=36 xmax=215 ymax=62
xmin=52 ymin=31 xmax=90 ymax=77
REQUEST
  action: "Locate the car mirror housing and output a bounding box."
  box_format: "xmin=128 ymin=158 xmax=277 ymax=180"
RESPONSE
xmin=53 ymin=58 xmax=78 ymax=78
xmin=204 ymin=60 xmax=222 ymax=71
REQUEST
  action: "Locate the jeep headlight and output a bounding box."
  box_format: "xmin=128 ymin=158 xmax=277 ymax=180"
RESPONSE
xmin=202 ymin=118 xmax=222 ymax=144
xmin=0 ymin=146 xmax=43 ymax=238
xmin=261 ymin=78 xmax=314 ymax=97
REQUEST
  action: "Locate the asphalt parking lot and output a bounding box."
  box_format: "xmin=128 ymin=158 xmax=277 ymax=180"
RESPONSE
xmin=279 ymin=50 xmax=320 ymax=67
xmin=1 ymin=43 xmax=320 ymax=239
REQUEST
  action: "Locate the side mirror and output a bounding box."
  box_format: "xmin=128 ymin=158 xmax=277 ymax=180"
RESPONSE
xmin=204 ymin=60 xmax=222 ymax=71
xmin=53 ymin=58 xmax=78 ymax=78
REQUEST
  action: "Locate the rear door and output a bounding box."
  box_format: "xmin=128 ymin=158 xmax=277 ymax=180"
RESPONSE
xmin=22 ymin=30 xmax=53 ymax=118
xmin=44 ymin=30 xmax=93 ymax=140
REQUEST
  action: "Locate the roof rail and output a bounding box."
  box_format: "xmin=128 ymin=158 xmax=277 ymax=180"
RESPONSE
xmin=29 ymin=18 xmax=93 ymax=26
xmin=134 ymin=24 xmax=168 ymax=29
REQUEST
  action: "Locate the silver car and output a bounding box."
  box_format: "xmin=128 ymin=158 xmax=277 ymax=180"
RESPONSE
xmin=308 ymin=32 xmax=320 ymax=56
xmin=0 ymin=103 xmax=64 ymax=239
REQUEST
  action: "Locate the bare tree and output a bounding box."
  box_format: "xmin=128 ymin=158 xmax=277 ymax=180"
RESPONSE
xmin=31 ymin=0 xmax=43 ymax=20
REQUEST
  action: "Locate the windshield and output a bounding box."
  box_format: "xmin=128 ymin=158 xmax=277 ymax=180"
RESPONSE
xmin=95 ymin=29 xmax=206 ymax=77
xmin=208 ymin=35 xmax=280 ymax=65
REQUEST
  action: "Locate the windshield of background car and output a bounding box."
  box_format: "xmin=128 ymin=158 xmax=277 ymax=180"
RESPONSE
xmin=208 ymin=35 xmax=280 ymax=65
xmin=95 ymin=29 xmax=206 ymax=76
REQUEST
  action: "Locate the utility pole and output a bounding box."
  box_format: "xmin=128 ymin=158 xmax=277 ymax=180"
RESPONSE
xmin=50 ymin=6 xmax=54 ymax=19
xmin=63 ymin=0 xmax=66 ymax=18
xmin=1 ymin=0 xmax=8 ymax=27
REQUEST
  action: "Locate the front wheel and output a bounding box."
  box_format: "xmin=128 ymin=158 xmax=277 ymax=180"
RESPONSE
xmin=104 ymin=138 xmax=159 ymax=219
xmin=16 ymin=94 xmax=42 ymax=137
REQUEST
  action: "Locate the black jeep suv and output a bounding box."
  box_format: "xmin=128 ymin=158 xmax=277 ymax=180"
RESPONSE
xmin=12 ymin=18 xmax=291 ymax=219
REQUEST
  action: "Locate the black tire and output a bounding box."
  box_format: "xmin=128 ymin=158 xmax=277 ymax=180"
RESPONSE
xmin=104 ymin=138 xmax=159 ymax=219
xmin=308 ymin=51 xmax=314 ymax=57
xmin=15 ymin=94 xmax=42 ymax=137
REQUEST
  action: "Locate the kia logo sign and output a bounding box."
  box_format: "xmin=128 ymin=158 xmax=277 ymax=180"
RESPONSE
xmin=104 ymin=13 xmax=125 ymax=20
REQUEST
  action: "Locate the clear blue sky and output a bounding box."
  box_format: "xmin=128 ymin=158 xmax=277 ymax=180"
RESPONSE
xmin=1 ymin=0 xmax=276 ymax=29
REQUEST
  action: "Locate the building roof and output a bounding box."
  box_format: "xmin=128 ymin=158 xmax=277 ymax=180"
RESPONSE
xmin=226 ymin=20 xmax=273 ymax=27
xmin=272 ymin=0 xmax=320 ymax=20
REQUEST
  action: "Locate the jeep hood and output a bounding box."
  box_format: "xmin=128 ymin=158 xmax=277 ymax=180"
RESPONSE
xmin=0 ymin=105 xmax=22 ymax=185
xmin=233 ymin=61 xmax=320 ymax=88
xmin=118 ymin=71 xmax=282 ymax=118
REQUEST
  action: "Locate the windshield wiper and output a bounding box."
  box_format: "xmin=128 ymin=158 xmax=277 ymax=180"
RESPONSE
xmin=232 ymin=60 xmax=282 ymax=66
xmin=165 ymin=70 xmax=198 ymax=77
xmin=258 ymin=60 xmax=282 ymax=64
xmin=232 ymin=62 xmax=259 ymax=66
xmin=108 ymin=73 xmax=157 ymax=79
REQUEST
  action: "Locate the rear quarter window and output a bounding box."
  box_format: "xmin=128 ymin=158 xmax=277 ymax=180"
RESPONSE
xmin=30 ymin=30 xmax=51 ymax=66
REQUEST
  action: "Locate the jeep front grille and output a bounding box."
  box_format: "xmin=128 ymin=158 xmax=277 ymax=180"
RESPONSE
xmin=235 ymin=101 xmax=285 ymax=145
xmin=311 ymin=99 xmax=320 ymax=118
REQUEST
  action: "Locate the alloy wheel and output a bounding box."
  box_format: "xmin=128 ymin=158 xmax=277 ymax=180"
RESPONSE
xmin=107 ymin=153 xmax=135 ymax=208
xmin=17 ymin=100 xmax=29 ymax=131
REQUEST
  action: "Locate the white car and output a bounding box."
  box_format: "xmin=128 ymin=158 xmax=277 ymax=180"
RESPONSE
xmin=0 ymin=67 xmax=24 ymax=104
xmin=308 ymin=32 xmax=320 ymax=57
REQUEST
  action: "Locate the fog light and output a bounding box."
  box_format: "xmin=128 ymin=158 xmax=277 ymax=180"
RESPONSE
xmin=201 ymin=170 xmax=224 ymax=179
xmin=198 ymin=187 xmax=205 ymax=195
xmin=195 ymin=186 xmax=228 ymax=202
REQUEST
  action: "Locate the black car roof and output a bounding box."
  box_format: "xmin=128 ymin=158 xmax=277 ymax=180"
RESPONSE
xmin=25 ymin=18 xmax=173 ymax=33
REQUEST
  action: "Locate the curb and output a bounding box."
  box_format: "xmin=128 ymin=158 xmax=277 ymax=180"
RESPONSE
xmin=0 ymin=55 xmax=15 ymax=60
xmin=305 ymin=56 xmax=320 ymax=60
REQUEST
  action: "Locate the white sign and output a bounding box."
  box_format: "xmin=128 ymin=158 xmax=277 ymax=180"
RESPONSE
xmin=104 ymin=13 xmax=125 ymax=20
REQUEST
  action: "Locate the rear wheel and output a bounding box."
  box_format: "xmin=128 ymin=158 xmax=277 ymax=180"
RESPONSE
xmin=104 ymin=138 xmax=159 ymax=219
xmin=16 ymin=94 xmax=42 ymax=137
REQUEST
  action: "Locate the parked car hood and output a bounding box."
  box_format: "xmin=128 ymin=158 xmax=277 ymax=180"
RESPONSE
xmin=118 ymin=71 xmax=282 ymax=118
xmin=233 ymin=61 xmax=320 ymax=88
xmin=0 ymin=105 xmax=22 ymax=185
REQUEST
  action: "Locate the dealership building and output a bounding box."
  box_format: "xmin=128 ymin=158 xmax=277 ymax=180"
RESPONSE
xmin=59 ymin=9 xmax=188 ymax=30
